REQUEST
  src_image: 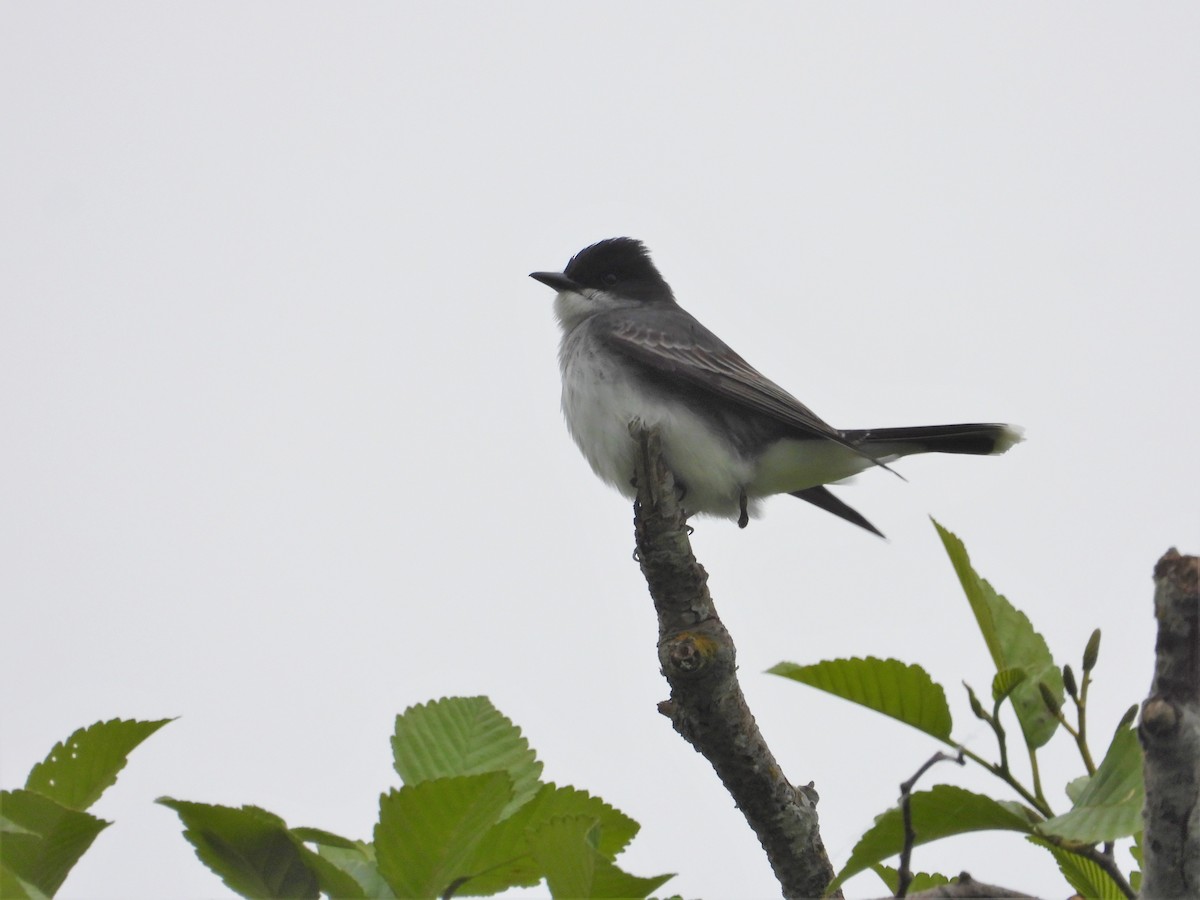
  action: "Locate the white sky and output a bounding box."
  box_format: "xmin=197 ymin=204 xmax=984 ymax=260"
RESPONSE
xmin=2 ymin=4 xmax=1197 ymax=898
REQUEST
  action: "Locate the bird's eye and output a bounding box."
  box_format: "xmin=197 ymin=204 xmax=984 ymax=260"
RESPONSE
xmin=602 ymin=273 xmax=618 ymax=286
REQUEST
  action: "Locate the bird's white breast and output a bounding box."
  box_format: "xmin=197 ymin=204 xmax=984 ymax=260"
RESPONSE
xmin=558 ymin=318 xmax=754 ymax=519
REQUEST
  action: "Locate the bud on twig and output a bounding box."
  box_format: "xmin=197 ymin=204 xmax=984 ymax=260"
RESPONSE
xmin=1082 ymin=628 xmax=1101 ymax=672
xmin=1063 ymin=664 xmax=1078 ymax=700
xmin=965 ymin=683 xmax=988 ymax=721
xmin=1039 ymin=681 xmax=1061 ymax=716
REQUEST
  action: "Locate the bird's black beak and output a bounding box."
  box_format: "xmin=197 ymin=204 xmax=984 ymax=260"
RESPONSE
xmin=530 ymin=271 xmax=581 ymax=293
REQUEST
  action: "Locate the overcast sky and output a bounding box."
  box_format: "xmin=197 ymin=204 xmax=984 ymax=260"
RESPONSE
xmin=3 ymin=4 xmax=1198 ymax=898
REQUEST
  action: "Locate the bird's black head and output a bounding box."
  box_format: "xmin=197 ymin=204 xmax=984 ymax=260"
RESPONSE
xmin=555 ymin=237 xmax=675 ymax=304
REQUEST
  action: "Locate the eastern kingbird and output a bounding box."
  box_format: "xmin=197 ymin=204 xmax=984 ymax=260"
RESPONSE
xmin=531 ymin=237 xmax=1022 ymax=537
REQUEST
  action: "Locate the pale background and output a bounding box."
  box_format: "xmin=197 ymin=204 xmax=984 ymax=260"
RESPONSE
xmin=2 ymin=4 xmax=1197 ymax=898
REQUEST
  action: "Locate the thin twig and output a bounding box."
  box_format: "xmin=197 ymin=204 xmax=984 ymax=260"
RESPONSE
xmin=989 ymin=702 xmax=1009 ymax=773
xmin=896 ymin=749 xmax=966 ymax=898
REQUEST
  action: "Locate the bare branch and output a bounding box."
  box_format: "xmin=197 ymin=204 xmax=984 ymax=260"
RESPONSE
xmin=629 ymin=425 xmax=838 ymax=899
xmin=897 ymin=750 xmax=966 ymax=898
xmin=1139 ymin=548 xmax=1199 ymax=898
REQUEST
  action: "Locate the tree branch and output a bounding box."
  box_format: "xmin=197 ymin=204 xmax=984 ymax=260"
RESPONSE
xmin=897 ymin=751 xmax=966 ymax=898
xmin=629 ymin=426 xmax=839 ymax=899
xmin=1139 ymin=548 xmax=1199 ymax=898
xmin=904 ymin=871 xmax=1036 ymax=898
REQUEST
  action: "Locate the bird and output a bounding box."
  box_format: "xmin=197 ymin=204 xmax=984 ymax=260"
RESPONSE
xmin=530 ymin=237 xmax=1021 ymax=537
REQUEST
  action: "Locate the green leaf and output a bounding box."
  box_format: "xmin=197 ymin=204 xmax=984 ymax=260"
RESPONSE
xmin=374 ymin=772 xmax=513 ymax=899
xmin=991 ymin=667 xmax=1027 ymax=704
xmin=934 ymin=520 xmax=1063 ymax=749
xmin=500 ymin=783 xmax=639 ymax=860
xmin=828 ymin=785 xmax=1037 ymax=894
xmin=1130 ymin=831 xmax=1143 ymax=893
xmin=288 ymin=828 xmax=372 ymax=898
xmin=290 ymin=826 xmax=359 ymax=850
xmin=315 ymin=843 xmax=394 ymax=899
xmin=1027 ymin=836 xmax=1126 ymax=900
xmin=157 ymin=798 xmax=356 ymax=899
xmin=769 ymin=657 xmax=953 ymax=742
xmin=527 ymin=816 xmax=672 ymax=899
xmin=24 ymin=718 xmax=172 ymax=812
xmin=1065 ymin=774 xmax=1091 ymax=806
xmin=0 ymin=864 xmax=38 ymax=900
xmin=453 ymin=782 xmax=640 ymax=896
xmin=528 ymin=816 xmax=596 ymax=898
xmin=0 ymin=789 xmax=109 ymax=896
xmin=1039 ymin=727 xmax=1144 ymax=842
xmin=392 ymin=697 xmax=542 ymax=817
xmin=870 ymin=863 xmax=952 ymax=893
xmin=298 ymin=850 xmax=367 ymax=899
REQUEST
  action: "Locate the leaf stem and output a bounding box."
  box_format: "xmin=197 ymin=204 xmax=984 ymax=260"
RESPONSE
xmin=958 ymin=746 xmax=1052 ymax=818
xmin=1026 ymin=745 xmax=1049 ymax=811
xmin=1075 ymin=671 xmax=1097 ymax=775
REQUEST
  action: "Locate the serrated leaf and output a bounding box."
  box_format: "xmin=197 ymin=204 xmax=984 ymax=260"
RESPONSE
xmin=1039 ymin=727 xmax=1144 ymax=842
xmin=528 ymin=816 xmax=672 ymax=899
xmin=24 ymin=718 xmax=172 ymax=812
xmin=374 ymin=772 xmax=512 ymax=899
xmin=0 ymin=789 xmax=109 ymax=896
xmin=769 ymin=657 xmax=952 ymax=741
xmin=505 ymin=783 xmax=639 ymax=860
xmin=828 ymin=785 xmax=1036 ymax=894
xmin=453 ymin=782 xmax=640 ymax=896
xmin=158 ymin=798 xmax=356 ymax=899
xmin=392 ymin=697 xmax=542 ymax=818
xmin=528 ymin=816 xmax=596 ymax=898
xmin=1027 ymin=836 xmax=1126 ymax=900
xmin=870 ymin=863 xmax=952 ymax=894
xmin=991 ymin=667 xmax=1027 ymax=704
xmin=934 ymin=521 xmax=1063 ymax=749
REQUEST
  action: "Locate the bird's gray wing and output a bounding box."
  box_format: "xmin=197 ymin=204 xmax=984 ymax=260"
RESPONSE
xmin=597 ymin=308 xmax=890 ymax=468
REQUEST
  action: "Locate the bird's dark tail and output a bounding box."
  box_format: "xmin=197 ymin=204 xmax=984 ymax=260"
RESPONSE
xmin=790 ymin=486 xmax=885 ymax=538
xmin=844 ymin=423 xmax=1024 ymax=456
xmin=788 ymin=423 xmax=1022 ymax=537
